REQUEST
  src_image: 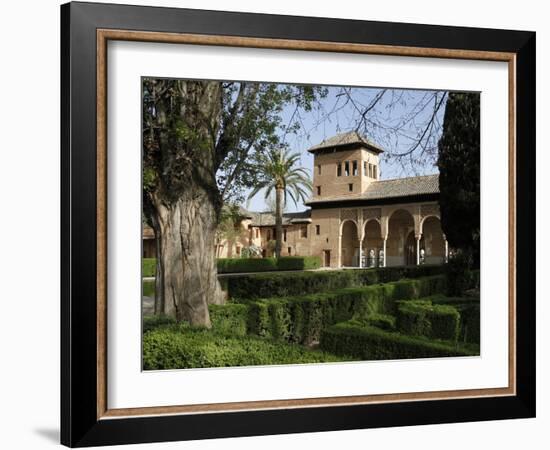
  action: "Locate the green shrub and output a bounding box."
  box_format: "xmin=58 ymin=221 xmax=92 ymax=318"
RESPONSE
xmin=246 ymin=275 xmax=447 ymax=344
xmin=142 ymin=325 xmax=353 ymax=370
xmin=430 ymin=296 xmax=480 ymax=344
xmin=142 ymin=314 xmax=175 ymax=333
xmin=320 ymin=321 xmax=478 ymax=360
xmin=362 ymin=313 xmax=396 ymax=331
xmin=217 ymin=257 xmax=278 ymax=273
xmin=227 ymin=264 xmax=445 ymax=300
xmin=396 ymin=300 xmax=460 ymax=341
xmin=216 ymin=256 xmax=322 ymax=274
xmin=209 ymin=303 xmax=249 ymax=337
xmin=144 ymin=304 xmax=249 ymax=337
xmin=275 ymin=256 xmax=322 ymax=270
xmin=142 ymin=258 xmax=156 ymax=277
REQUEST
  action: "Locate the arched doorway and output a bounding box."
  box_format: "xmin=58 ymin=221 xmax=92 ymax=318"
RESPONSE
xmin=421 ymin=216 xmax=446 ymax=264
xmin=362 ymin=220 xmax=383 ymax=267
xmin=340 ymin=220 xmax=359 ymax=267
xmin=387 ymin=209 xmax=415 ymax=266
xmin=404 ymin=231 xmax=425 ymax=265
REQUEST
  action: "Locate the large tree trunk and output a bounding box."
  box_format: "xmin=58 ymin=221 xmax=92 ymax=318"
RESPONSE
xmin=275 ymin=187 xmax=283 ymax=259
xmin=152 ymin=190 xmax=223 ymax=327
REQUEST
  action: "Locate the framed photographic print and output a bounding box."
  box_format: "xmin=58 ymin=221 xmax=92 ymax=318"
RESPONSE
xmin=60 ymin=1 xmax=536 ymax=447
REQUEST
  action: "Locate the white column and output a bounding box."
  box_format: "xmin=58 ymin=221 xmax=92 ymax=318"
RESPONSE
xmin=416 ymin=234 xmax=421 ymax=265
xmin=382 ymin=237 xmax=387 ymax=267
xmin=358 ymin=240 xmax=363 ymax=268
xmin=445 ymin=239 xmax=449 ymax=263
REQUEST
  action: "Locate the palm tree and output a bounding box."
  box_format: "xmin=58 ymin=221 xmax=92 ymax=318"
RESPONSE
xmin=248 ymin=148 xmax=312 ymax=258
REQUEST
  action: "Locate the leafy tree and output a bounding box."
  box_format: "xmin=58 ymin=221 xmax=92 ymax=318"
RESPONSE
xmin=142 ymin=79 xmax=324 ymax=326
xmin=248 ymin=148 xmax=312 ymax=258
xmin=215 ymin=204 xmax=243 ymax=258
xmin=437 ymin=93 xmax=480 ymax=264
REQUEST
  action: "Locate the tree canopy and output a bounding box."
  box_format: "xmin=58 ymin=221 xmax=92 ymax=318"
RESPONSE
xmin=437 ymin=92 xmax=480 ymax=260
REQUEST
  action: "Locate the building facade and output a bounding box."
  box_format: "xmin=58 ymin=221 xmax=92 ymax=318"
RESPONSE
xmin=143 ymin=132 xmax=448 ymax=268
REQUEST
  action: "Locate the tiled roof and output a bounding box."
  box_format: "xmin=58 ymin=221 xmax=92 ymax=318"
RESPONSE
xmin=306 ymin=174 xmax=439 ymax=205
xmin=249 ymin=210 xmax=311 ymax=227
xmin=307 ymin=131 xmax=384 ymax=154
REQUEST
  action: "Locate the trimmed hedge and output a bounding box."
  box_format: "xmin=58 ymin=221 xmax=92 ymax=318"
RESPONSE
xmin=217 ymin=256 xmax=321 ymax=274
xmin=227 ymin=264 xmax=445 ymax=300
xmin=142 ymin=325 xmax=353 ymax=370
xmin=209 ymin=303 xmax=249 ymax=337
xmin=320 ymin=321 xmax=479 ymax=360
xmin=430 ymin=296 xmax=480 ymax=344
xmin=217 ymin=257 xmax=277 ymax=273
xmin=143 ymin=304 xmax=249 ymax=337
xmin=396 ymin=300 xmax=460 ymax=341
xmin=143 ymin=314 xmax=175 ymax=333
xmin=142 ymin=258 xmax=156 ymax=277
xmin=247 ymin=275 xmax=447 ymax=344
xmin=275 ymin=256 xmax=321 ymax=271
xmin=362 ymin=313 xmax=396 ymax=331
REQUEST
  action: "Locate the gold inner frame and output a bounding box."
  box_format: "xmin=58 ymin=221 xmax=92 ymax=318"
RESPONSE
xmin=96 ymin=29 xmax=517 ymax=420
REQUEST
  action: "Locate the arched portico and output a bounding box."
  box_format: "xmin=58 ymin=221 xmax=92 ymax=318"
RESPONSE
xmin=387 ymin=209 xmax=416 ymax=266
xmin=339 ymin=220 xmax=360 ymax=267
xmin=362 ymin=219 xmax=383 ymax=267
xmin=420 ymin=215 xmax=447 ymax=264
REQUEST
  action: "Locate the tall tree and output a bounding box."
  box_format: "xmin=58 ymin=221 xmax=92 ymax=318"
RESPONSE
xmin=248 ymin=148 xmax=312 ymax=258
xmin=142 ymin=79 xmax=323 ymax=326
xmin=437 ymin=92 xmax=480 ymax=262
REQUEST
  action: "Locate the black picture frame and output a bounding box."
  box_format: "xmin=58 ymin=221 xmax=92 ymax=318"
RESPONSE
xmin=61 ymin=1 xmax=536 ymax=447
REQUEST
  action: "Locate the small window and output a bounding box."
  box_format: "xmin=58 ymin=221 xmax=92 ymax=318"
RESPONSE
xmin=348 ymin=183 xmax=353 ymax=192
xmin=352 ymin=160 xmax=358 ymax=176
xmin=288 ymin=247 xmax=292 ymax=255
xmin=363 ymin=161 xmax=367 ymax=176
xmin=300 ymin=225 xmax=308 ymax=238
xmin=368 ymin=163 xmax=372 ymax=178
xmin=283 ymin=228 xmax=287 ymax=242
xmin=337 ymin=162 xmax=342 ymax=177
xmin=317 ymin=164 xmax=322 ymax=175
xmin=344 ymin=161 xmax=350 ymax=176
xmin=316 ymin=186 xmax=321 ymax=196
xmin=316 ymin=224 xmax=320 ymax=235
xmin=373 ymin=165 xmax=378 ymax=179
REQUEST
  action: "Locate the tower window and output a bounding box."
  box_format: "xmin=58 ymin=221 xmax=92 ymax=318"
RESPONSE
xmin=300 ymin=225 xmax=308 ymax=238
xmin=368 ymin=163 xmax=373 ymax=178
xmin=316 ymin=186 xmax=321 ymax=196
xmin=337 ymin=162 xmax=342 ymax=177
xmin=283 ymin=228 xmax=287 ymax=242
xmin=352 ymin=160 xmax=358 ymax=176
xmin=316 ymin=225 xmax=320 ymax=235
xmin=344 ymin=161 xmax=350 ymax=176
xmin=317 ymin=164 xmax=322 ymax=175
xmin=373 ymin=165 xmax=378 ymax=179
xmin=348 ymin=183 xmax=353 ymax=192
xmin=288 ymin=247 xmax=292 ymax=255
xmin=363 ymin=161 xmax=367 ymax=176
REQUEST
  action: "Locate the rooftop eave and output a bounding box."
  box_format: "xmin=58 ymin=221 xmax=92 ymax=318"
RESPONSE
xmin=305 ymin=192 xmax=439 ymax=208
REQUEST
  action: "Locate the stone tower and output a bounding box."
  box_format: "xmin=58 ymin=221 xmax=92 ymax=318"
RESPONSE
xmin=308 ymin=131 xmax=384 ymax=200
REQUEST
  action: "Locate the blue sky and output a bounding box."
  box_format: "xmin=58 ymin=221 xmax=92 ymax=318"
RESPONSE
xmin=244 ymin=86 xmax=448 ymax=213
